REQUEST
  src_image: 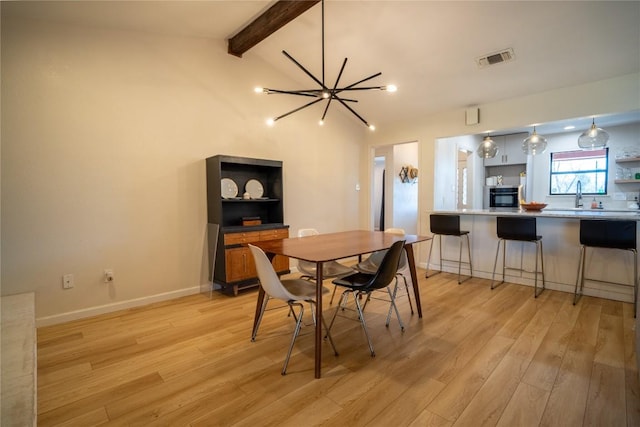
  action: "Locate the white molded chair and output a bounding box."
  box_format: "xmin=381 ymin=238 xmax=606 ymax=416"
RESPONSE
xmin=249 ymin=244 xmax=338 ymax=375
xmin=354 ymin=228 xmax=414 ymax=314
xmin=297 ymin=228 xmax=355 ymax=303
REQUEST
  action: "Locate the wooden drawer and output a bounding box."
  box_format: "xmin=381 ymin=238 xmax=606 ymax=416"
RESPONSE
xmin=260 ymin=228 xmax=289 ymax=241
xmin=224 ymin=231 xmax=261 ymax=246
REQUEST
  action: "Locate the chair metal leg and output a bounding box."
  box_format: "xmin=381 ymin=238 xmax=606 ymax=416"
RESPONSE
xmin=457 ymin=236 xmax=463 ymax=283
xmin=466 ymin=233 xmax=473 ymax=278
xmin=535 ymin=240 xmax=546 ymax=297
xmin=439 ymin=234 xmax=443 ymax=273
xmin=457 ymin=233 xmax=472 ymax=284
xmin=573 ymin=245 xmax=586 ymax=305
xmin=534 ymin=240 xmax=545 ymax=298
xmin=282 ymin=302 xmax=304 ymax=375
xmin=354 ymin=291 xmax=375 ymax=357
xmin=633 ymin=249 xmax=638 ymax=318
xmin=491 ymin=239 xmax=505 ymax=289
xmin=309 ymin=300 xmax=338 ymax=356
xmin=385 ymin=286 xmax=405 ymax=332
xmin=321 ymin=315 xmax=339 ymax=356
xmin=426 ymin=235 xmax=441 ymax=278
xmin=329 ymin=285 xmax=338 ymax=305
xmin=328 ymin=290 xmax=349 ymax=334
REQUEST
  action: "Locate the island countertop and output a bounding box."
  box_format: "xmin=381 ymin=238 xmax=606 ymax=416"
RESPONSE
xmin=425 ymin=209 xmax=638 ymax=304
xmin=433 ymin=208 xmax=640 ymax=220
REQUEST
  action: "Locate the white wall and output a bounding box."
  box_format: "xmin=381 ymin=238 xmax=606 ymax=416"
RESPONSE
xmin=0 ymin=17 xmax=366 ymax=323
xmin=372 ymin=157 xmax=384 ymax=230
xmin=364 ymin=73 xmax=640 ymax=262
xmin=392 ymin=142 xmax=418 ymax=234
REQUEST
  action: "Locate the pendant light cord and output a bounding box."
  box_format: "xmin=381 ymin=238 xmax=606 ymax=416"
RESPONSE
xmin=321 ymin=0 xmax=325 ymax=87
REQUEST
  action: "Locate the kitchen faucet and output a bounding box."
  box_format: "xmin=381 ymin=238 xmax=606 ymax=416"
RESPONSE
xmin=575 ymin=180 xmax=583 ymax=208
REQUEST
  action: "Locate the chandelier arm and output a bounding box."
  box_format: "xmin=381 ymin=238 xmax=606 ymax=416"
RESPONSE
xmin=334 ymin=97 xmax=370 ymax=127
xmin=341 ymin=72 xmax=383 ymax=90
xmin=264 ymin=89 xmax=323 ymax=98
xmin=338 ymin=86 xmax=387 ymax=91
xmin=321 ymin=58 xmax=348 ymax=121
xmin=273 ymin=98 xmax=324 ymax=122
xmin=331 ymin=96 xmax=358 ymax=102
xmin=282 ymin=50 xmax=327 ymax=90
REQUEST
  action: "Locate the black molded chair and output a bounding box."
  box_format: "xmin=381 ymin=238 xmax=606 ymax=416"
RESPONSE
xmin=328 ymin=240 xmax=406 ymax=357
xmin=354 ymin=228 xmax=414 ymax=315
xmin=426 ymin=214 xmax=472 ymax=283
xmin=574 ymin=220 xmax=637 ymax=316
xmin=491 ymin=216 xmax=545 ymax=297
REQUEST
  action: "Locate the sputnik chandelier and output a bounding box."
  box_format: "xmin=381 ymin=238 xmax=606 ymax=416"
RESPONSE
xmin=255 ymin=0 xmax=396 ymax=130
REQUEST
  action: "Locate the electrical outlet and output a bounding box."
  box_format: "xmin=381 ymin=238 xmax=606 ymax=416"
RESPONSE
xmin=62 ymin=274 xmax=74 ymax=289
xmin=104 ymin=269 xmax=114 ymax=283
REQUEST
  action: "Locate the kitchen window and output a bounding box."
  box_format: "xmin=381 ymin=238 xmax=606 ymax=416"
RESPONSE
xmin=549 ymin=148 xmax=608 ymax=195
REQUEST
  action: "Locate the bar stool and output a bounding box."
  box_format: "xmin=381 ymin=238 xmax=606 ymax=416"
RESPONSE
xmin=491 ymin=216 xmax=545 ymax=297
xmin=574 ymin=219 xmax=637 ymax=315
xmin=426 ymin=214 xmax=472 ymax=284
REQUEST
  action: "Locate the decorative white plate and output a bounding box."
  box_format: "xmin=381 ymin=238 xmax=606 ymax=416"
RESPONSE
xmin=245 ymin=179 xmax=264 ymax=199
xmin=221 ymin=178 xmax=238 ymax=199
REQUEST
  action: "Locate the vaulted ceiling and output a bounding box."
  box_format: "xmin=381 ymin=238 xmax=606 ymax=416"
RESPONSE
xmin=4 ymin=1 xmax=640 ymax=130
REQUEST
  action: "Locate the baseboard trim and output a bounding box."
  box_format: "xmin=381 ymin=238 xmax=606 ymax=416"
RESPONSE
xmin=36 ymin=286 xmax=203 ymax=327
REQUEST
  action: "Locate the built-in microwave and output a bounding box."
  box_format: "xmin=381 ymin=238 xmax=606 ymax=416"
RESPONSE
xmin=487 ymin=187 xmax=519 ymax=208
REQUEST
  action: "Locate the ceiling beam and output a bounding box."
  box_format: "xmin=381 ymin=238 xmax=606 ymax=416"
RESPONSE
xmin=228 ymin=0 xmax=320 ymax=58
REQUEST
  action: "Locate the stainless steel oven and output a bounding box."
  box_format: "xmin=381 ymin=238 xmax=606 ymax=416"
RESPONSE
xmin=488 ymin=187 xmax=519 ymax=209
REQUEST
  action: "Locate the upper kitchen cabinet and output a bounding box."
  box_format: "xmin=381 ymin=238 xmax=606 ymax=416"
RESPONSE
xmin=484 ymin=133 xmax=528 ymax=166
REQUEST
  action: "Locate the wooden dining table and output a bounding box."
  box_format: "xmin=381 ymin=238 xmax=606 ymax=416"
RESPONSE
xmin=251 ymin=229 xmax=432 ymax=378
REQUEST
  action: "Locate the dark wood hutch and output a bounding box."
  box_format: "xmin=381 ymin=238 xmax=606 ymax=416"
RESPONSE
xmin=206 ymin=155 xmax=289 ymax=295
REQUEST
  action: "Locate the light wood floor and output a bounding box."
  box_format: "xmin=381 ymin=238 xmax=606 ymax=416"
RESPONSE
xmin=37 ymin=271 xmax=640 ymax=426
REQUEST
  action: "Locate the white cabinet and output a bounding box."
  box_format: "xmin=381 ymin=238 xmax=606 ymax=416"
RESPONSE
xmin=484 ymin=133 xmax=528 ymax=166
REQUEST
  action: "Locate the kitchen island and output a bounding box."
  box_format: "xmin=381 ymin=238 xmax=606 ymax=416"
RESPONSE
xmin=428 ymin=208 xmax=639 ymax=303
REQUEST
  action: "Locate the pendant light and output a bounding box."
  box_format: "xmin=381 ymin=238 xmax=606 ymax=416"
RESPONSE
xmin=522 ymin=126 xmax=548 ymax=155
xmin=477 ymin=134 xmax=498 ymax=159
xmin=577 ymin=118 xmax=609 ymax=150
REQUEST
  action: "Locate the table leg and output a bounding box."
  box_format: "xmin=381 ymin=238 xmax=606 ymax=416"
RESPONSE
xmin=252 ymin=252 xmax=275 ymax=339
xmin=315 ymin=262 xmax=324 ymax=378
xmin=405 ymin=244 xmax=423 ymax=318
xmin=252 ymin=287 xmax=265 ymax=338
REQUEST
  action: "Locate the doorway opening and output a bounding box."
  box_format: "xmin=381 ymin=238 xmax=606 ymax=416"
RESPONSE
xmin=371 ymin=141 xmax=419 ymax=234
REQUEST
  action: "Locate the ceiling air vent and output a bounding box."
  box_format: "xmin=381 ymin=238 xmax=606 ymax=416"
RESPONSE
xmin=476 ymin=48 xmax=515 ymax=68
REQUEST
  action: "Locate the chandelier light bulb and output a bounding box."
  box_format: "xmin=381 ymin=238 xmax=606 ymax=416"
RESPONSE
xmin=368 ymin=124 xmax=376 ymax=131
xmin=322 ymin=91 xmax=330 ymax=99
xmin=385 ymin=84 xmax=397 ymax=93
xmin=266 ymin=118 xmax=275 ymax=127
xmin=254 ymin=87 xmax=265 ymax=94
xmin=319 ymin=120 xmax=324 ymax=126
